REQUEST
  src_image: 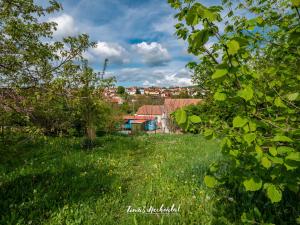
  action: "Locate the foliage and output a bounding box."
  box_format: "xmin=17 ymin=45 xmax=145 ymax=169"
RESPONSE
xmin=0 ymin=0 xmax=118 ymax=143
xmin=169 ymin=0 xmax=300 ymax=224
xmin=0 ymin=0 xmax=91 ymax=137
xmin=135 ymin=88 xmax=141 ymax=95
xmin=117 ymin=86 xmax=125 ymax=95
xmin=119 ymin=95 xmax=164 ymax=114
xmin=178 ymin=89 xmax=190 ymax=98
xmin=0 ymin=0 xmax=93 ymax=87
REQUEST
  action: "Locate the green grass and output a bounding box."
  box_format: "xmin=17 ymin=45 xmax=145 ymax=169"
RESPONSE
xmin=0 ymin=134 xmax=221 ymax=225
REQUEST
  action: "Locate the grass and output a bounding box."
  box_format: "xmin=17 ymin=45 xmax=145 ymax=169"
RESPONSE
xmin=0 ymin=134 xmax=221 ymax=225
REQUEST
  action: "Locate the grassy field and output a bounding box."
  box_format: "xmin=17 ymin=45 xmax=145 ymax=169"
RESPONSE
xmin=0 ymin=134 xmax=221 ymax=225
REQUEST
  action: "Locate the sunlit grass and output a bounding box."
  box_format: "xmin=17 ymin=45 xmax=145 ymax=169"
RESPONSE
xmin=0 ymin=134 xmax=221 ymax=225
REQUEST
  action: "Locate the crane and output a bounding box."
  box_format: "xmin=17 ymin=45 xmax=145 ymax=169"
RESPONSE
xmin=98 ymin=58 xmax=109 ymax=80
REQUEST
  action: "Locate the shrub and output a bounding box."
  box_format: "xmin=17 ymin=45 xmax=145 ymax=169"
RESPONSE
xmin=169 ymin=0 xmax=300 ymax=224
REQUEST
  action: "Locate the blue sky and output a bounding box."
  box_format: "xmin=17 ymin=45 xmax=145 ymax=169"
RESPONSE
xmin=41 ymin=0 xmax=221 ymax=87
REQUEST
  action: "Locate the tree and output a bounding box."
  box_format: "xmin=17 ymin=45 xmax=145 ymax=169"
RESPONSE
xmin=170 ymin=0 xmax=300 ymax=224
xmin=135 ymin=88 xmax=141 ymax=95
xmin=0 ymin=0 xmax=94 ymax=141
xmin=117 ymin=86 xmax=125 ymax=95
xmin=0 ymin=0 xmax=92 ymax=87
xmin=177 ymin=90 xmax=189 ymax=98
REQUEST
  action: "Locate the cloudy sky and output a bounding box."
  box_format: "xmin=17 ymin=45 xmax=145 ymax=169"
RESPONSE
xmin=39 ymin=0 xmax=221 ymax=87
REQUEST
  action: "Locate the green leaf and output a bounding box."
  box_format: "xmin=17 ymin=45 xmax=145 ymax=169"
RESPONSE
xmin=209 ymin=163 xmax=218 ymax=172
xmin=277 ymin=146 xmax=294 ymax=155
xmin=214 ymin=92 xmax=227 ymax=101
xmin=292 ymin=0 xmax=300 ymax=7
xmin=248 ymin=121 xmax=257 ymax=131
xmin=256 ymin=16 xmax=264 ymax=25
xmin=243 ymin=178 xmax=262 ymax=191
xmin=229 ymin=150 xmax=239 ymax=157
xmin=243 ymin=133 xmax=256 ymax=145
xmin=175 ymin=109 xmax=187 ymax=125
xmin=268 ymin=156 xmax=284 ymax=164
xmin=203 ymin=9 xmax=218 ymax=22
xmin=269 ymin=147 xmax=277 ymax=156
xmin=284 ymin=162 xmax=298 ymax=171
xmin=186 ymin=11 xmax=199 ymax=26
xmin=274 ymin=97 xmax=287 ymax=108
xmin=190 ymin=30 xmax=210 ymax=47
xmin=212 ymin=69 xmax=228 ymax=79
xmin=189 ymin=115 xmax=201 ymax=123
xmin=285 ymin=152 xmax=300 ymax=162
xmin=266 ymin=184 xmax=282 ymax=203
xmin=233 ymin=116 xmax=248 ymax=128
xmin=255 ymin=145 xmax=263 ymax=159
xmin=227 ymin=40 xmax=240 ymax=55
xmin=286 ymin=92 xmax=299 ymax=101
xmin=250 ymin=72 xmax=260 ymax=79
xmin=272 ymin=135 xmax=293 ymax=142
xmin=261 ymin=157 xmax=272 ymax=169
xmin=204 ymin=175 xmax=218 ymax=188
xmin=204 ymin=128 xmax=213 ymax=137
xmin=243 ymin=121 xmax=256 ymax=133
xmin=238 ymin=86 xmax=254 ymax=101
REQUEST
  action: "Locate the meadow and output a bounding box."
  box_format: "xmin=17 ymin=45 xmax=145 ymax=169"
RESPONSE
xmin=0 ymin=134 xmax=221 ymax=225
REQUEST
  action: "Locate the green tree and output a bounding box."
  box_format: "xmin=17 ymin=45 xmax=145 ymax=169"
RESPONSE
xmin=0 ymin=0 xmax=94 ymax=141
xmin=178 ymin=89 xmax=189 ymax=98
xmin=0 ymin=0 xmax=92 ymax=87
xmin=135 ymin=88 xmax=141 ymax=95
xmin=117 ymin=86 xmax=125 ymax=95
xmin=170 ymin=0 xmax=300 ymax=224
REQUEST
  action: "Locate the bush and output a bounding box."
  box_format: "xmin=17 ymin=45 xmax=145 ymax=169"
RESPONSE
xmin=169 ymin=0 xmax=300 ymax=224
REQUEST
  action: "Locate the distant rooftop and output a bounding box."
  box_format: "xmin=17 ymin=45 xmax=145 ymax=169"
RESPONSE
xmin=135 ymin=99 xmax=202 ymax=115
xmin=136 ymin=105 xmax=164 ymax=115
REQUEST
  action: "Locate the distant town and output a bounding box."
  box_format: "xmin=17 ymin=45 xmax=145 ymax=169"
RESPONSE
xmin=104 ymin=86 xmax=204 ymax=105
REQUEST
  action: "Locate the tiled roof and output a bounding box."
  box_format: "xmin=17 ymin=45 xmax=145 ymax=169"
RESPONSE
xmin=131 ymin=120 xmax=147 ymax=124
xmin=136 ymin=105 xmax=164 ymax=115
xmin=164 ymin=99 xmax=202 ymax=113
xmin=123 ymin=115 xmax=155 ymax=120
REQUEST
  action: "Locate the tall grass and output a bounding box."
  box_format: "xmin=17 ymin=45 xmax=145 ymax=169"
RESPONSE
xmin=0 ymin=134 xmax=221 ymax=225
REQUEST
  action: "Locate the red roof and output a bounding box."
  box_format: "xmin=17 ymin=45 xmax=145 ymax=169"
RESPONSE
xmin=131 ymin=120 xmax=147 ymax=124
xmin=136 ymin=105 xmax=164 ymax=115
xmin=123 ymin=115 xmax=155 ymax=120
xmin=164 ymin=99 xmax=202 ymax=113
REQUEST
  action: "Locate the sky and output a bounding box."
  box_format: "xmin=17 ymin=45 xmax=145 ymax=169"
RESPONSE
xmin=39 ymin=0 xmax=221 ymax=87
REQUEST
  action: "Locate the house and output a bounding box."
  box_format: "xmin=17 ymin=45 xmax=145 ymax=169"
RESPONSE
xmin=126 ymin=87 xmax=137 ymax=95
xmin=164 ymin=99 xmax=202 ymax=114
xmin=144 ymin=87 xmax=161 ymax=96
xmin=160 ymin=90 xmax=171 ymax=98
xmin=162 ymin=99 xmax=202 ymax=133
xmin=123 ymin=115 xmax=158 ymax=132
xmin=138 ymin=88 xmax=145 ymax=95
xmin=103 ymin=87 xmax=117 ymax=97
xmin=135 ymin=99 xmax=202 ymax=133
xmin=136 ymin=105 xmax=164 ymax=126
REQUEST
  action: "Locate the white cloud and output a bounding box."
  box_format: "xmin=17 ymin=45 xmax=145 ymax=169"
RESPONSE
xmin=153 ymin=16 xmax=176 ymax=35
xmin=43 ymin=1 xmax=194 ymax=85
xmin=114 ymin=67 xmax=192 ymax=87
xmin=142 ymin=80 xmax=153 ymax=86
xmin=162 ymin=73 xmax=192 ymax=87
xmin=86 ymin=41 xmax=129 ymax=64
xmin=133 ymin=42 xmax=171 ymax=66
xmin=49 ymin=14 xmax=78 ymax=38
